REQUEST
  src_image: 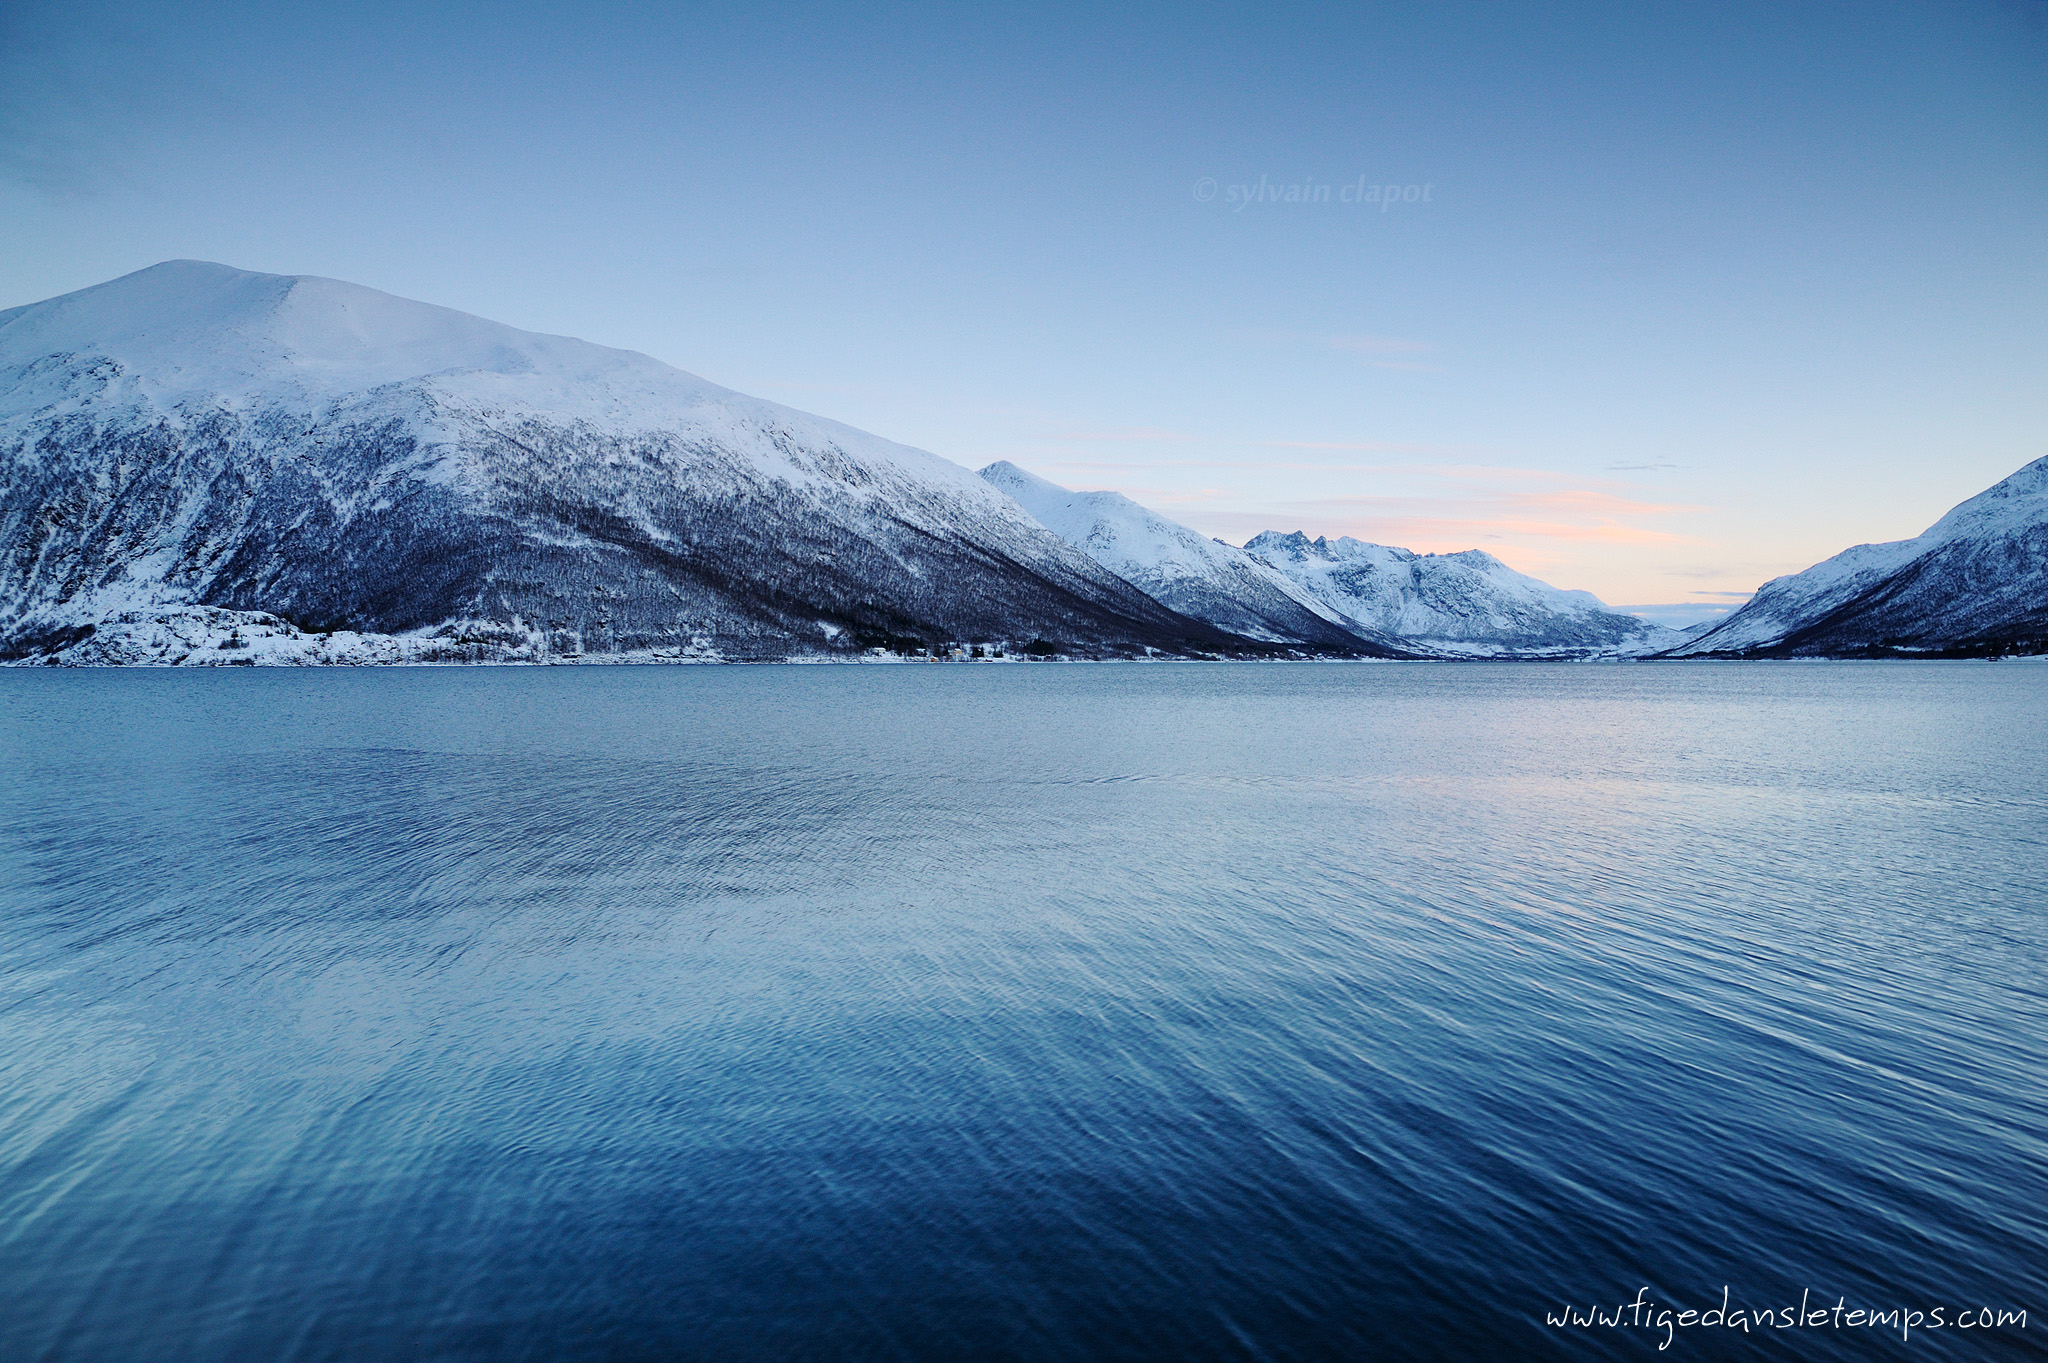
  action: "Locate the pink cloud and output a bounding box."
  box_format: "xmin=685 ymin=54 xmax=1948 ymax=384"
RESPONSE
xmin=999 ymin=453 xmax=1710 ymax=576
xmin=1047 ymin=427 xmax=1190 ymax=442
xmin=1255 ymin=440 xmax=1470 ymax=455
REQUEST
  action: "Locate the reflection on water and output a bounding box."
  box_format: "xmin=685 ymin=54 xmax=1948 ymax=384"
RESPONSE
xmin=1 ymin=664 xmax=2044 ymax=1361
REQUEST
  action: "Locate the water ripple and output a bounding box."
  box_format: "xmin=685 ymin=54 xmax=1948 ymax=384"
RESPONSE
xmin=0 ymin=663 xmax=2043 ymax=1361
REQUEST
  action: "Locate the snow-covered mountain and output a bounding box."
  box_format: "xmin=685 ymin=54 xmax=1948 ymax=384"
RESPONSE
xmin=976 ymin=461 xmax=1408 ymax=654
xmin=1664 ymin=455 xmax=2048 ymax=658
xmin=1243 ymin=532 xmax=1682 ymax=658
xmin=973 ymin=462 xmax=1675 ymax=658
xmin=0 ymin=262 xmax=1253 ymax=662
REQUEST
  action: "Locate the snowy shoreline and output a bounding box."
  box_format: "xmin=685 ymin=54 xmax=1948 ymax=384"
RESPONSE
xmin=9 ymin=606 xmax=2040 ymax=668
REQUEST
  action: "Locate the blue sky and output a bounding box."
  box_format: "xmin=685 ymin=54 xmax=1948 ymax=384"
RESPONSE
xmin=4 ymin=0 xmax=2043 ymax=621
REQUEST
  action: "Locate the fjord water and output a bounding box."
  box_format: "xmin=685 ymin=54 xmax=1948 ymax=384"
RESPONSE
xmin=1 ymin=665 xmax=2042 ymax=1362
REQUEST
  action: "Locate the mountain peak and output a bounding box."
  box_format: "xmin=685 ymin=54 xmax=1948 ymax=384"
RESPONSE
xmin=978 ymin=459 xmax=1068 ymax=498
xmin=1922 ymin=453 xmax=2048 ymax=543
xmin=1242 ymin=530 xmax=1318 ymax=560
xmin=0 ymin=260 xmax=706 ymax=411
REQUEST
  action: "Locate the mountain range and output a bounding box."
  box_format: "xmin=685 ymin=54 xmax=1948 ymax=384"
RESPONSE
xmin=2 ymin=263 xmax=2040 ymax=664
xmin=1239 ymin=531 xmax=1682 ymax=658
xmin=1 ymin=262 xmax=1272 ymax=664
xmin=980 ymin=460 xmax=1681 ymax=657
xmin=977 ymin=461 xmax=1395 ymax=652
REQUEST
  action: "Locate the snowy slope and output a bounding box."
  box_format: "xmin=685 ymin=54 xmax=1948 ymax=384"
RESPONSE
xmin=1243 ymin=532 xmax=1682 ymax=658
xmin=1665 ymin=455 xmax=2048 ymax=658
xmin=977 ymin=462 xmax=1405 ymax=653
xmin=1 ymin=262 xmax=1249 ymax=661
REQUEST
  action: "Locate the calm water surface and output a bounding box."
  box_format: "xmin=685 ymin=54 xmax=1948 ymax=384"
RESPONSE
xmin=1 ymin=664 xmax=2043 ymax=1361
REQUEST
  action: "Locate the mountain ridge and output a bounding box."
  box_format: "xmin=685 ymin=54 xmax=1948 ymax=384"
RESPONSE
xmin=1662 ymin=455 xmax=2048 ymax=658
xmin=1 ymin=262 xmax=1259 ymax=662
xmin=976 ymin=461 xmax=1411 ymax=655
xmin=979 ymin=460 xmax=1678 ymax=658
xmin=1241 ymin=530 xmax=1680 ymax=658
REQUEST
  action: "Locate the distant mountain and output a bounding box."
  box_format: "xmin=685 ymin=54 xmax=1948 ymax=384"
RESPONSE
xmin=0 ymin=262 xmax=1253 ymax=663
xmin=1243 ymin=532 xmax=1682 ymax=658
xmin=1663 ymin=456 xmax=2048 ymax=658
xmin=977 ymin=461 xmax=1409 ymax=655
xmin=977 ymin=463 xmax=1676 ymax=658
